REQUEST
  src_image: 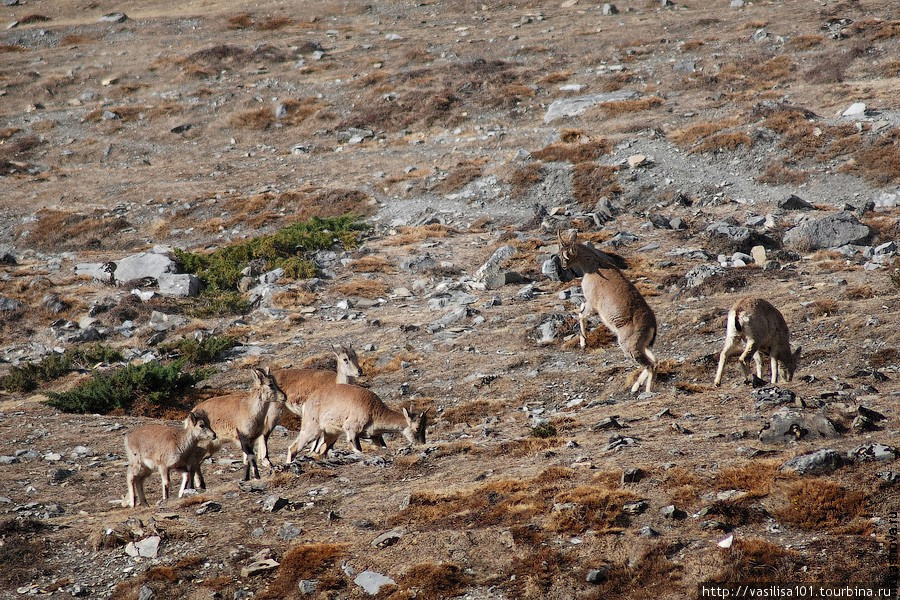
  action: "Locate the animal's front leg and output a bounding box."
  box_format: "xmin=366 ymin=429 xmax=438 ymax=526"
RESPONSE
xmin=578 ymin=302 xmax=589 ymax=349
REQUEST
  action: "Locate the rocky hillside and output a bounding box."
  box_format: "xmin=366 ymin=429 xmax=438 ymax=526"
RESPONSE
xmin=1 ymin=0 xmax=899 ymax=598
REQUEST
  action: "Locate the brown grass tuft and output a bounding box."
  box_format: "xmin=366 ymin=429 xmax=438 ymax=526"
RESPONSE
xmin=391 ymin=563 xmax=472 ymax=600
xmin=431 ymin=162 xmax=483 ymax=194
xmin=382 ymin=224 xmax=457 ymax=246
xmin=531 ymin=139 xmax=612 ymax=163
xmin=585 ymin=543 xmax=683 ymax=599
xmin=757 ymin=160 xmax=809 ymax=185
xmin=838 ymin=129 xmax=900 ymax=186
xmin=18 ymin=209 xmax=132 ymax=252
xmin=669 ymin=119 xmax=738 ymax=147
xmin=711 ymin=539 xmax=800 ymax=583
xmin=227 ymin=12 xmax=253 ymax=29
xmin=808 ymin=298 xmax=838 ymax=318
xmin=255 ymin=16 xmax=293 ymax=30
xmin=573 ymin=163 xmax=622 ymax=208
xmin=845 ymin=285 xmax=874 ymax=300
xmin=600 ymin=96 xmax=664 ymax=116
xmin=507 ymin=162 xmax=545 ymax=195
xmin=690 ymin=132 xmax=753 ymax=154
xmin=773 ymin=479 xmax=865 ymax=530
xmin=715 ymin=461 xmax=779 ymax=496
xmin=547 ymin=485 xmax=637 ymax=534
xmin=255 ymin=543 xmax=348 ymax=600
xmin=788 ymin=34 xmax=824 ymax=50
xmin=333 ymin=278 xmax=389 ymax=299
xmin=442 ymin=399 xmax=503 ymax=425
xmin=351 ymin=255 xmax=395 ymax=273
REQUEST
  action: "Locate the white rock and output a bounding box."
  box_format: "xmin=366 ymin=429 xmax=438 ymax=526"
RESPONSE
xmin=354 ymin=571 xmax=395 ymax=595
xmin=842 ymin=102 xmax=866 ymax=118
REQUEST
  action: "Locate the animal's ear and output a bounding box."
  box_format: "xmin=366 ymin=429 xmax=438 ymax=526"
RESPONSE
xmin=421 ymin=407 xmax=430 ymax=417
xmin=187 ymin=412 xmax=199 ymax=425
xmin=557 ymin=228 xmax=563 ymax=246
xmin=564 ymin=229 xmax=578 ymax=244
xmin=402 ymin=407 xmax=411 ymax=420
xmin=332 ymin=344 xmax=341 ymax=355
xmin=251 ymin=368 xmax=265 ymax=384
xmin=263 ymin=366 xmax=272 ymax=377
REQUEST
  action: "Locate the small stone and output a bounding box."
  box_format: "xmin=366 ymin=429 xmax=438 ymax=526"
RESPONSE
xmin=354 ymin=571 xmax=396 ymax=595
xmin=586 ymin=567 xmax=610 ymax=584
xmin=639 ymin=526 xmax=659 ymax=537
xmin=278 ymin=522 xmax=302 ymax=540
xmin=779 ymin=194 xmax=814 ymax=211
xmin=158 ymin=274 xmax=201 ymax=297
xmin=125 ymin=536 xmax=161 ymax=559
xmin=730 ymin=0 xmax=745 ymax=7
xmin=263 ymin=495 xmax=289 ymax=512
xmin=138 ymin=585 xmax=154 ymax=600
xmin=849 ymin=444 xmax=900 ymax=463
xmin=621 ymin=468 xmax=645 ymax=484
xmin=241 ymin=559 xmax=280 ymax=578
xmin=50 ymin=468 xmax=75 ymax=483
xmin=842 ymin=102 xmax=867 ymax=117
xmin=0 ymin=456 xmax=19 ymax=465
xmin=718 ymin=533 xmax=735 ymax=548
xmin=71 ymin=584 xmax=89 ymax=597
xmin=44 ymin=453 xmax=62 ymax=462
xmin=780 ymin=449 xmax=845 ymax=475
xmin=752 ymin=28 xmax=768 ymax=42
xmin=750 ymin=245 xmax=767 ymax=265
xmin=196 ymin=501 xmax=222 ymax=515
xmin=627 ymin=154 xmax=647 ymax=168
xmin=299 ymin=580 xmax=318 ymax=595
xmin=623 ymin=500 xmax=649 ymax=514
xmin=601 ymin=3 xmax=618 ymax=15
xmin=99 ymin=12 xmax=128 ymax=23
xmin=660 ymin=505 xmax=687 ymax=520
xmin=371 ymin=528 xmax=405 ymax=548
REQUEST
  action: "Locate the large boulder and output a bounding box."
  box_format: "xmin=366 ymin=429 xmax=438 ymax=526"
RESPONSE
xmin=782 ymin=211 xmax=870 ymax=251
xmin=158 ymin=274 xmax=201 ymax=297
xmin=544 ymin=91 xmax=639 ymax=123
xmin=758 ymin=408 xmax=839 ymax=444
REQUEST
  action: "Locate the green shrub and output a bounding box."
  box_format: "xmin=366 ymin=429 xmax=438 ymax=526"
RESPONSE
xmin=175 ymin=215 xmax=367 ymax=294
xmin=187 ymin=291 xmax=249 ymax=318
xmin=1 ymin=344 xmax=123 ymax=393
xmin=160 ymin=335 xmax=239 ymax=365
xmin=45 ymin=360 xmax=199 ymax=414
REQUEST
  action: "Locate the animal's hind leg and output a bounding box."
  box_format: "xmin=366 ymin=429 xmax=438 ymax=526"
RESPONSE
xmin=630 ymin=346 xmax=657 ymax=394
xmin=286 ymin=428 xmax=319 ymax=463
xmin=578 ymin=302 xmax=589 ymax=349
xmin=239 ymin=437 xmax=259 ymax=481
xmin=737 ymin=340 xmax=758 ymax=382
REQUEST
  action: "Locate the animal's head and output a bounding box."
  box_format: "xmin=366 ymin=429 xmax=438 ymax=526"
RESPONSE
xmin=251 ymin=367 xmax=287 ymax=404
xmin=401 ymin=407 xmax=429 ymax=445
xmin=333 ymin=344 xmax=362 ymax=380
xmin=186 ymin=410 xmax=216 ymax=441
xmin=784 ymin=346 xmax=802 ymax=381
xmin=557 ymin=229 xmax=579 ymax=270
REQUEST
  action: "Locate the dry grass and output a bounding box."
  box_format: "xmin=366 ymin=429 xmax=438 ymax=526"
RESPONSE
xmin=430 ymin=162 xmax=483 ymax=194
xmin=838 ymin=129 xmax=900 ymax=186
xmin=111 ymin=555 xmax=205 ymax=599
xmin=255 ymin=16 xmax=293 ymax=31
xmin=388 ymin=563 xmax=472 ymax=600
xmin=808 ymin=298 xmax=839 ymax=318
xmin=845 ymin=285 xmax=875 ymax=300
xmin=573 ymin=163 xmax=622 ymax=208
xmin=350 ymin=255 xmax=395 ymax=273
xmin=442 ymin=399 xmax=504 ymax=425
xmin=583 ymin=543 xmax=683 ymax=600
xmin=599 ymin=96 xmax=664 ymax=116
xmin=227 ymin=12 xmax=253 ymax=29
xmin=382 ymin=224 xmax=457 ymax=246
xmin=369 ymin=351 xmax=423 ymax=376
xmin=0 ymin=44 xmax=27 ymax=53
xmin=690 ymin=132 xmax=753 ymax=155
xmin=333 ymin=278 xmax=389 ymax=299
xmin=711 ymin=539 xmax=800 ymax=583
xmin=757 ymin=160 xmax=809 ymax=185
xmin=255 ymin=543 xmax=347 ymax=600
xmin=547 ymin=485 xmax=637 ymax=534
xmin=668 ymin=119 xmax=737 ymax=147
xmin=715 ymin=461 xmax=779 ymax=496
xmin=507 ymin=162 xmax=545 ymax=195
xmin=788 ymin=34 xmax=823 ymax=50
xmin=18 ymin=209 xmax=132 ymax=252
xmin=772 ymin=479 xmax=866 ymax=530
xmin=531 ymin=139 xmax=612 ymax=163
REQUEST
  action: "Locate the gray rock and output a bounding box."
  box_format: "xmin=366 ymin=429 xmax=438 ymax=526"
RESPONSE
xmin=782 ymin=211 xmax=870 ymax=251
xmin=354 ymin=571 xmax=395 ymax=595
xmin=125 ymin=535 xmax=161 ymax=558
xmin=138 ymin=585 xmax=154 ymax=600
xmin=263 ymin=495 xmax=289 ymax=512
xmin=0 ymin=456 xmax=19 ymax=465
xmin=753 ymin=387 xmax=796 ymax=410
xmin=400 ymin=254 xmax=436 ymax=273
xmin=660 ymin=505 xmax=687 ymax=519
xmin=149 ymin=311 xmax=187 ymax=332
xmin=299 ymin=580 xmax=318 ymax=595
xmin=259 ymin=268 xmax=285 ymax=285
xmin=278 ymin=522 xmax=302 ymax=540
xmin=623 ymin=500 xmax=649 ymax=514
xmin=873 ymin=191 xmax=898 ymax=211
xmin=50 ymin=468 xmax=75 ymax=483
xmin=622 ymin=468 xmax=645 ymax=484
xmin=673 ymin=60 xmax=695 ymax=74
xmin=874 ymin=241 xmax=897 ymax=255
xmin=849 ymin=444 xmax=900 ymax=463
xmin=601 ymin=3 xmax=618 ymax=15
xmin=683 ymin=264 xmax=725 ymax=288
xmin=752 ymin=28 xmax=768 ymax=42
xmin=99 ymin=12 xmax=128 ymax=22
xmin=473 ymin=245 xmax=517 ymax=288
xmin=71 ymin=584 xmax=89 ymax=597
xmin=669 ymin=217 xmax=687 ymax=230
xmin=241 ymin=559 xmax=280 ymax=578
xmin=586 ymin=567 xmax=610 ymax=584
xmin=428 ymin=306 xmax=468 ymax=332
xmin=842 ymin=102 xmax=866 ymax=118
xmin=535 ymin=314 xmax=567 ymax=345
xmin=705 ymin=222 xmax=753 ymax=251
xmin=0 ymin=248 xmax=16 ymax=265
xmin=0 ymin=297 xmax=24 ymax=312
xmin=544 ymin=91 xmax=639 ymax=123
xmin=639 ymin=526 xmax=660 ymax=537
xmin=758 ymin=409 xmax=839 ymax=444
xmin=371 ymin=528 xmax=405 ymax=548
xmin=779 ymin=194 xmax=815 ymax=211
xmin=196 ymin=501 xmax=222 ymax=515
xmin=115 ymin=248 xmax=178 ymax=283
xmin=730 ymin=0 xmax=745 ymax=6
xmin=158 ymin=274 xmax=200 ymax=297
xmin=41 ymin=293 xmax=68 ymax=314
xmin=780 ymin=449 xmax=845 ymax=475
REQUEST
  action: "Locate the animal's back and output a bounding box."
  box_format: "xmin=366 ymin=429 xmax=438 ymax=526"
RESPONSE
xmin=734 ymin=298 xmax=788 ymax=339
xmin=274 ymin=369 xmax=336 ymax=405
xmin=195 ymin=393 xmax=246 ymax=436
xmin=125 ymin=424 xmax=181 ymax=465
xmin=305 ymin=383 xmax=383 ymax=427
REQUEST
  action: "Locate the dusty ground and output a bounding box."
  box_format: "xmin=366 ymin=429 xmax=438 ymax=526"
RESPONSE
xmin=1 ymin=0 xmax=900 ymax=598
